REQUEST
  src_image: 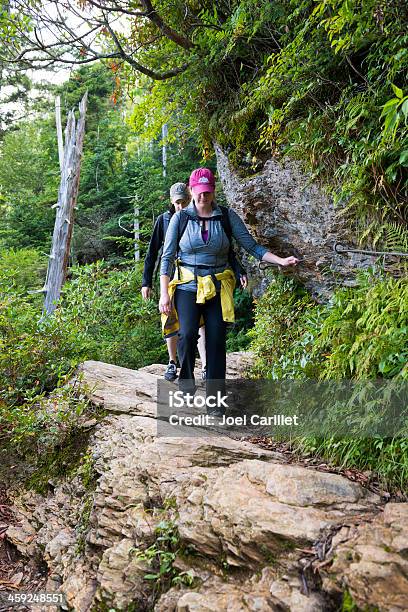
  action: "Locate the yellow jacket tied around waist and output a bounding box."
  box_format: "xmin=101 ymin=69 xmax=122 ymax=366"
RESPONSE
xmin=161 ymin=266 xmax=236 ymax=337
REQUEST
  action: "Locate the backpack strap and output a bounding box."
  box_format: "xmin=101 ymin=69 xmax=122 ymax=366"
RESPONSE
xmin=176 ymin=205 xmax=232 ymax=246
xmin=162 ymin=211 xmax=172 ymax=237
xmin=218 ymin=205 xmax=233 ymax=242
xmin=176 ymin=209 xmax=190 ymax=248
xmin=175 ymin=206 xmax=237 ymax=282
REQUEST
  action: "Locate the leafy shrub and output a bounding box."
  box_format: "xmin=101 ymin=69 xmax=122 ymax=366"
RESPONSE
xmin=311 ymin=272 xmax=408 ymax=379
xmin=249 ymin=274 xmax=323 ymax=379
xmin=0 ymin=252 xmax=168 ymax=460
xmin=0 ymin=248 xmax=47 ymax=293
xmin=61 ymin=261 xmax=167 ymax=369
xmin=1 ymin=382 xmax=92 ymax=457
xmin=226 ymin=288 xmax=255 ymax=352
xmin=0 ymin=259 xmax=168 ymax=409
xmin=250 ymin=270 xmax=407 ymax=380
xmin=0 ymin=296 xmax=88 ymax=408
xmin=248 ymin=270 xmax=408 ymax=488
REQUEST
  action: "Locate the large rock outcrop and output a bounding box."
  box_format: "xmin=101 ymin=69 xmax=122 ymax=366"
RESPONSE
xmin=322 ymin=502 xmax=408 ymax=610
xmin=5 ymin=356 xmax=408 ymax=611
xmin=215 ymin=145 xmax=380 ymax=299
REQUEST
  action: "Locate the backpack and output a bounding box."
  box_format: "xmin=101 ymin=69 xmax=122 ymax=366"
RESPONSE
xmin=176 ymin=205 xmax=233 ymax=249
xmin=162 ymin=210 xmax=172 ymax=237
xmin=155 ymin=206 xmax=239 ymax=281
xmin=176 ymin=205 xmax=244 ymax=282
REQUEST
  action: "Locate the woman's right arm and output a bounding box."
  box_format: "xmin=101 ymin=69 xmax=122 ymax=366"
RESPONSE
xmin=159 ymin=274 xmax=171 ymax=314
xmin=159 ymin=213 xmax=180 ymax=315
xmin=228 ymin=208 xmax=298 ymax=267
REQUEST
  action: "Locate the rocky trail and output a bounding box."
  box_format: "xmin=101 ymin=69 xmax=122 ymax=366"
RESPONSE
xmin=2 ymin=353 xmax=408 ymax=611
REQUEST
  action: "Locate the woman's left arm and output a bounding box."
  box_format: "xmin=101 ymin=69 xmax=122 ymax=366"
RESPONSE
xmin=228 ymin=208 xmax=299 ymax=267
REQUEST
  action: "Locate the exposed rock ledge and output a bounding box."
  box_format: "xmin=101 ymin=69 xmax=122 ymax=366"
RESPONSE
xmin=215 ymin=145 xmax=382 ymax=300
xmin=6 ymin=354 xmax=408 ymax=611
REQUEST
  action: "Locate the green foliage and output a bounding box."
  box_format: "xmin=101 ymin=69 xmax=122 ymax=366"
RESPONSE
xmin=249 ymin=271 xmax=408 ymax=488
xmin=311 ymin=273 xmax=408 ymax=379
xmin=253 ymin=1 xmax=407 ymax=244
xmin=0 ymin=120 xmax=58 ymax=250
xmin=0 ymin=248 xmax=46 ymax=292
xmin=0 ymin=10 xmax=33 ymax=132
xmin=0 ymin=249 xmax=83 ymax=404
xmin=0 ymin=381 xmax=91 ymax=454
xmin=21 ymin=402 xmax=93 ymax=494
xmin=226 ymin=288 xmax=255 ymax=352
xmin=0 ymin=296 xmax=88 ymax=408
xmin=132 ymin=519 xmax=196 ymax=597
xmin=300 ymin=435 xmax=408 ymax=491
xmin=128 ymin=0 xmax=407 ymax=246
xmin=250 ymin=271 xmax=407 ymax=381
xmin=0 ymin=374 xmax=99 ymax=497
xmin=0 ymin=258 xmax=167 ymax=410
xmin=0 ymin=250 xmax=167 ymax=459
xmin=61 ymin=261 xmax=167 ymax=369
xmin=380 ymin=85 xmax=408 ymax=143
xmin=249 ymin=274 xmax=323 ymax=379
xmin=341 ymin=589 xmax=359 ymax=612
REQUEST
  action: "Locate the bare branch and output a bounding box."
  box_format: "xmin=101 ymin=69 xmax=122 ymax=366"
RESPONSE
xmin=81 ymin=0 xmax=147 ymax=18
xmin=139 ymin=0 xmax=194 ymax=50
xmin=2 ymin=0 xmax=192 ymax=80
xmin=101 ymin=20 xmax=190 ymax=79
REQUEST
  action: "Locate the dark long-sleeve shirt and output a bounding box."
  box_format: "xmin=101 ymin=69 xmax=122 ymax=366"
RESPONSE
xmin=142 ymin=211 xmax=172 ymax=288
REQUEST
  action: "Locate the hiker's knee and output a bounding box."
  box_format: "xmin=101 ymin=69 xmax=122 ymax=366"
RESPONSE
xmin=179 ymin=328 xmax=199 ymax=346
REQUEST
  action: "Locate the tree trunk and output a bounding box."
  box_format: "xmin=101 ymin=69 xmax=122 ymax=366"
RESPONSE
xmin=162 ymin=123 xmax=168 ymax=177
xmin=134 ymin=202 xmax=140 ymax=262
xmin=42 ymin=92 xmax=88 ymax=318
xmin=55 ymin=95 xmax=64 ymax=172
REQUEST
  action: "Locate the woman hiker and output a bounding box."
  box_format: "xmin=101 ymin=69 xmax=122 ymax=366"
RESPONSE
xmin=159 ymin=168 xmax=299 ymax=416
xmin=142 ymin=181 xmax=247 ymax=383
xmin=141 ymin=182 xmax=204 ymax=381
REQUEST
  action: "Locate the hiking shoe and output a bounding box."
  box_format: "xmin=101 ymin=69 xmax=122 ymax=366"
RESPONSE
xmin=201 ymin=366 xmax=207 ymax=381
xmin=164 ymin=361 xmax=177 ymax=381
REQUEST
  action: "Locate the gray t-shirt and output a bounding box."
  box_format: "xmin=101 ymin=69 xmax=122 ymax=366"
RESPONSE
xmin=160 ymin=202 xmax=268 ymax=292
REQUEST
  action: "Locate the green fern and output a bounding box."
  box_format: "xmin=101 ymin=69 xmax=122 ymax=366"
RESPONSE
xmin=383 ymin=222 xmax=408 ymax=252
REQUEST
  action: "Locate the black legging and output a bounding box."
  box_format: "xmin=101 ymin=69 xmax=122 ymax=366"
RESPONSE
xmin=174 ymin=288 xmax=227 ymax=396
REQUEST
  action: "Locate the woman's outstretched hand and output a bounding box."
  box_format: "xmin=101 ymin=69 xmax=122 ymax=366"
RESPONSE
xmin=279 ymin=256 xmax=299 ymax=267
xmin=262 ymin=252 xmax=300 ymax=267
xmin=159 ymin=293 xmax=172 ymax=315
